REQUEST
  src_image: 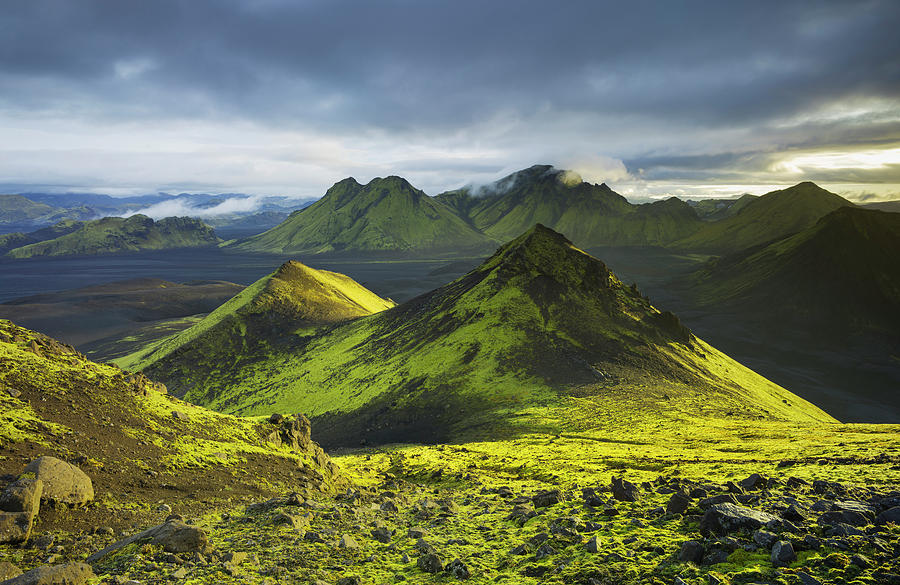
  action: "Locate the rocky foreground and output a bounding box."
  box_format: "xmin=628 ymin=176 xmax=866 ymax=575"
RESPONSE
xmin=1 ymin=440 xmax=899 ymax=585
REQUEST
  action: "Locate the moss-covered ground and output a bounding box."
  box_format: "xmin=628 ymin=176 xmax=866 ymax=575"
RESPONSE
xmin=3 ymin=413 xmax=897 ymax=584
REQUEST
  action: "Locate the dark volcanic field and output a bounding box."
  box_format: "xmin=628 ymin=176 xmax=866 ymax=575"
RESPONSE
xmin=0 ymin=249 xmax=482 ymax=304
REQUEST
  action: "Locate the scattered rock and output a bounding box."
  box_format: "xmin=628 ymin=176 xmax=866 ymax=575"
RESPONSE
xmin=666 ymin=492 xmax=691 ymax=515
xmin=770 ymin=540 xmax=796 ymax=567
xmin=407 ymin=527 xmax=428 ymax=539
xmin=700 ymin=503 xmax=779 ymax=535
xmin=0 ymin=562 xmax=95 ymax=585
xmin=87 ymin=519 xmax=209 ymax=563
xmin=22 ymin=457 xmax=93 ymax=506
xmin=782 ymin=504 xmax=807 ymax=523
xmin=338 ymin=534 xmax=359 ymax=549
xmin=0 ymin=511 xmax=34 ymax=544
xmin=532 ymin=489 xmax=561 ymax=508
xmin=0 ymin=561 xmax=22 ymax=581
xmin=171 ymin=410 xmax=190 ymax=421
xmin=678 ymin=540 xmax=704 ymax=563
xmin=445 ymin=558 xmax=470 ymax=579
xmin=585 ymin=536 xmax=600 ymax=553
xmin=0 ymin=478 xmax=42 ymax=514
xmin=611 ymin=476 xmax=639 ymax=502
xmin=752 ymin=529 xmax=777 ymax=548
xmin=698 ymin=494 xmax=738 ymax=509
xmin=370 ymin=527 xmax=392 ymax=543
xmin=877 ymin=506 xmax=900 ymax=525
xmin=739 ymin=473 xmax=767 ymax=491
xmin=417 ymin=553 xmax=443 ymax=573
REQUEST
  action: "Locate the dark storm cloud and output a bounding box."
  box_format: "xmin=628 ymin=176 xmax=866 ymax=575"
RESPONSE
xmin=2 ymin=0 xmax=898 ymax=129
xmin=0 ymin=0 xmax=898 ymax=197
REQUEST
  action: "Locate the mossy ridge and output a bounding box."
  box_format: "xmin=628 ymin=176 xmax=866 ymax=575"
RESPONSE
xmin=0 ymin=318 xmax=345 ymax=533
xmin=5 ymin=214 xmax=220 ymax=258
xmin=228 ymin=175 xmax=494 ymax=254
xmin=127 ymin=224 xmax=833 ymax=449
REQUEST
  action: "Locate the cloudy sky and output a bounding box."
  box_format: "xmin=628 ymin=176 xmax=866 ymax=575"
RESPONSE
xmin=2 ymin=0 xmax=899 ymax=202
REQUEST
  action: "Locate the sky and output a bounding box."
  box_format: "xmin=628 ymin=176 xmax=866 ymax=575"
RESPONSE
xmin=1 ymin=0 xmax=899 ymax=203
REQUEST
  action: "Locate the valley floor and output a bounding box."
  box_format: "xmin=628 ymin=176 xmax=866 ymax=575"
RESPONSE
xmin=3 ymin=419 xmax=898 ymax=585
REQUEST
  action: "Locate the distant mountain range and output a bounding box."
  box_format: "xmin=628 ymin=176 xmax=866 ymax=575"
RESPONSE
xmin=2 ymin=215 xmax=220 ymax=259
xmin=3 ymin=167 xmax=871 ymax=260
xmin=222 ymin=166 xmax=861 ymax=258
xmin=124 ymin=224 xmax=833 ymax=447
xmin=0 ymin=192 xmax=313 ymax=236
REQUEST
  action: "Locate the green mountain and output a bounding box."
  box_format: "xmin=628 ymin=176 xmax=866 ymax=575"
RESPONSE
xmin=4 ymin=215 xmax=220 ymax=258
xmin=119 ymin=260 xmax=396 ymax=386
xmin=125 ymin=225 xmax=833 ymax=447
xmin=228 ymin=176 xmax=493 ymax=254
xmin=437 ymin=165 xmax=703 ymax=247
xmin=687 ymin=206 xmax=900 ymax=340
xmin=673 ymin=182 xmax=854 ymax=253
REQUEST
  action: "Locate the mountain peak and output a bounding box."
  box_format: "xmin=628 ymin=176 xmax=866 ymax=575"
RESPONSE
xmin=482 ymin=223 xmax=616 ymax=292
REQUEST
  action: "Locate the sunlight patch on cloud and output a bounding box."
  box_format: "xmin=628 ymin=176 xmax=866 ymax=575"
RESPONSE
xmin=774 ymin=146 xmax=900 ymax=174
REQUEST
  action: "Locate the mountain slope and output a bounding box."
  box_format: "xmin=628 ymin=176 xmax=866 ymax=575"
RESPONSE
xmin=686 ymin=207 xmax=900 ymax=343
xmin=0 ymin=318 xmax=344 ymax=532
xmin=673 ymin=182 xmax=854 ymax=253
xmin=5 ymin=215 xmax=220 ymax=258
xmin=128 ymin=225 xmax=834 ymax=447
xmin=119 ymin=260 xmax=396 ymax=381
xmin=437 ymin=165 xmax=703 ymax=247
xmin=229 ymin=176 xmax=493 ymax=254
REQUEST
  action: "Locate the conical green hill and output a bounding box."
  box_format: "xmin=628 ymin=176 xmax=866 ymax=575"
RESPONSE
xmin=127 ymin=224 xmax=835 ymax=447
xmin=118 ymin=260 xmax=396 ymax=378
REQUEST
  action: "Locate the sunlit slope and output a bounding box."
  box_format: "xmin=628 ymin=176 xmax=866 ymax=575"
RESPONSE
xmin=437 ymin=165 xmax=704 ymax=246
xmin=119 ymin=259 xmax=395 ymax=373
xmin=131 ymin=225 xmax=834 ymax=446
xmin=5 ymin=214 xmax=220 ymax=258
xmin=688 ymin=206 xmax=900 ymax=339
xmin=228 ymin=176 xmax=494 ymax=254
xmin=0 ymin=318 xmax=344 ymax=525
xmin=672 ymin=182 xmax=854 ymax=253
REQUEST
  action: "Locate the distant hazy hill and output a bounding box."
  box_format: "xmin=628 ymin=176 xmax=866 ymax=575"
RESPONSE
xmin=128 ymin=225 xmax=833 ymax=447
xmin=121 ymin=260 xmax=395 ymax=384
xmin=687 ymin=194 xmax=758 ymax=221
xmin=4 ymin=215 xmax=220 ymax=258
xmin=229 ymin=176 xmax=493 ymax=254
xmin=437 ymin=165 xmax=704 ymax=247
xmin=861 ymin=200 xmax=900 ymax=213
xmin=0 ymin=194 xmax=95 ymax=230
xmin=673 ymin=182 xmax=854 ymax=253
